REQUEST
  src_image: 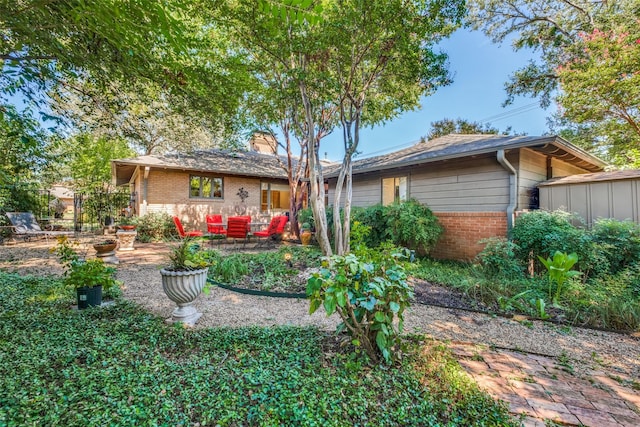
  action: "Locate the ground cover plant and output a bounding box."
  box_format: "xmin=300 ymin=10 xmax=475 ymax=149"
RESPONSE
xmin=0 ymin=272 xmax=516 ymax=426
xmin=411 ymin=211 xmax=640 ymax=331
xmin=208 ymin=246 xmax=323 ymax=293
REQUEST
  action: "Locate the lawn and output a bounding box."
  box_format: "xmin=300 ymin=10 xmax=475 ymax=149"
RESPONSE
xmin=0 ymin=272 xmax=516 ymax=426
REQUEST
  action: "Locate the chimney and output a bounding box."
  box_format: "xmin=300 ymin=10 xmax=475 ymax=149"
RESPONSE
xmin=249 ymin=132 xmax=277 ymax=155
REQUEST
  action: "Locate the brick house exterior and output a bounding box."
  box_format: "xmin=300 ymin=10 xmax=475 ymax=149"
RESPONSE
xmin=112 ymin=147 xmax=292 ymax=231
xmin=326 ymin=134 xmax=607 ymax=260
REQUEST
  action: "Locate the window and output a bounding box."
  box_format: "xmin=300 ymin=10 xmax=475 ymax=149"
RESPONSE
xmin=382 ymin=177 xmax=407 ymax=205
xmin=190 ymin=175 xmax=223 ymax=199
xmin=261 ymin=182 xmax=290 ymax=212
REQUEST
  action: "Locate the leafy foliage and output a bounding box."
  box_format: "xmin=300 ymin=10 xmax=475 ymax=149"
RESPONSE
xmin=510 ymin=210 xmax=585 ymax=272
xmin=383 ymin=199 xmax=443 ymax=255
xmin=165 ymin=239 xmax=213 ymax=272
xmin=135 ymin=212 xmax=177 ymax=242
xmin=424 ymin=117 xmax=516 ymax=141
xmin=538 ymin=251 xmax=582 ymax=307
xmin=476 ymin=237 xmax=525 ymax=279
xmin=0 ymin=272 xmax=516 ymax=426
xmin=51 ymin=236 xmax=119 ymax=291
xmin=208 ymin=246 xmax=322 ymax=292
xmin=307 ymin=250 xmax=413 ymax=364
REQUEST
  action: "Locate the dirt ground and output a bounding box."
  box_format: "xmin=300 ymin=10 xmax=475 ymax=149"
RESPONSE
xmin=1 ymin=237 xmax=638 ymax=382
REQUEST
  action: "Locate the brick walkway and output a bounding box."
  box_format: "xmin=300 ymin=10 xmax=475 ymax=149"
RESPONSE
xmin=450 ymin=342 xmax=640 ymax=426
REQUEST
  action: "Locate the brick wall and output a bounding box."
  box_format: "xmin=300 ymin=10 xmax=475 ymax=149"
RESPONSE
xmin=431 ymin=212 xmax=508 ymax=260
xmin=143 ymin=169 xmax=278 ymax=229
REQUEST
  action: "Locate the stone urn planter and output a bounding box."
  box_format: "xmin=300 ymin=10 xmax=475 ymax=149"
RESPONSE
xmin=160 ymin=268 xmax=209 ymax=326
xmin=160 ymin=239 xmax=212 ymax=326
xmin=93 ymin=240 xmax=118 ymax=264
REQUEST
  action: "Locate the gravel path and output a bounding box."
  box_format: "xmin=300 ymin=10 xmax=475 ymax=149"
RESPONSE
xmin=2 ymin=239 xmax=638 ymax=380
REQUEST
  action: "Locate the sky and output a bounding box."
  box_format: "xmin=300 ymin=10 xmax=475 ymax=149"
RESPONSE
xmin=320 ymin=28 xmax=554 ymax=161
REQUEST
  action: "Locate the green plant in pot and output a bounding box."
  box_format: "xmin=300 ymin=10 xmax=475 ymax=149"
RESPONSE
xmin=53 ymin=236 xmax=119 ymax=309
xmin=160 ymin=238 xmax=213 ymax=326
xmin=300 ymin=222 xmax=312 ymax=246
xmin=118 ymin=216 xmax=137 ymax=231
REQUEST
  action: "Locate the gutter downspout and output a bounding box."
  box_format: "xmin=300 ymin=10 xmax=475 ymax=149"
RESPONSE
xmin=497 ymin=149 xmax=517 ymax=230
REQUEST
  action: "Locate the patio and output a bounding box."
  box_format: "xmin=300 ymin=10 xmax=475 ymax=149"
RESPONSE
xmin=0 ymin=240 xmax=638 ymax=426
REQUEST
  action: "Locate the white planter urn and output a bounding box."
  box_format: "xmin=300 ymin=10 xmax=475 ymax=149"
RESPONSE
xmin=160 ymin=268 xmax=209 ymax=326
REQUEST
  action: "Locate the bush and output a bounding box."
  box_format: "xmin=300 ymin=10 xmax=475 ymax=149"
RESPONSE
xmin=510 ymin=210 xmax=586 ymax=272
xmin=383 ymin=199 xmax=443 ymax=255
xmin=351 ymin=204 xmax=389 ymax=248
xmin=590 ymin=218 xmax=640 ymax=275
xmin=476 ymin=237 xmax=525 ymax=279
xmin=135 ymin=212 xmax=177 ymax=242
xmin=307 ymin=249 xmax=413 ymax=364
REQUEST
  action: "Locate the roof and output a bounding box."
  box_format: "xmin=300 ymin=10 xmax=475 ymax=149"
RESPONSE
xmin=112 ymin=149 xmax=292 ymax=186
xmin=538 ymin=170 xmax=640 ymax=187
xmin=324 ymin=134 xmax=607 ymax=177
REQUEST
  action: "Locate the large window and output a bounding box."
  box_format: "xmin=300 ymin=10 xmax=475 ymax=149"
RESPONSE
xmin=261 ymin=182 xmax=290 ymax=212
xmin=190 ymin=175 xmax=223 ymax=199
xmin=382 ymin=176 xmax=407 ymax=205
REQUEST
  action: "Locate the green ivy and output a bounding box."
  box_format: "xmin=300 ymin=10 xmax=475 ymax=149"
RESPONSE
xmin=0 ymin=272 xmax=517 ymax=426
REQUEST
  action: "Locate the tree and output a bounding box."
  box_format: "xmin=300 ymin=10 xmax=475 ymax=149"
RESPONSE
xmin=61 ymin=133 xmax=135 ymax=192
xmin=556 ymin=24 xmax=640 ymax=166
xmin=52 ymin=81 xmax=238 ymax=155
xmin=424 ymin=117 xmax=515 ymax=141
xmin=228 ymin=0 xmax=338 ymax=256
xmin=237 ymin=1 xmax=463 ymax=256
xmin=327 ymin=0 xmax=464 ymax=255
xmin=468 ymin=0 xmax=639 ymax=166
xmin=1 ymin=1 xmax=250 ymax=151
xmin=467 ymin=0 xmax=621 ymax=107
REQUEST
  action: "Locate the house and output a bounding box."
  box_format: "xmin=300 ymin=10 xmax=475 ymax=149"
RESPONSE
xmin=538 ymin=170 xmax=640 ymax=225
xmin=111 ymin=142 xmax=293 ymax=230
xmin=325 ymin=134 xmax=607 ymax=260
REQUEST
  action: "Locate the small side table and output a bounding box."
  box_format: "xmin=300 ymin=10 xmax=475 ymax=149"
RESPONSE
xmin=116 ymin=230 xmax=137 ymax=251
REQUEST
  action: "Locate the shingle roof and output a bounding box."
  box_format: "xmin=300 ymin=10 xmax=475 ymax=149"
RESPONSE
xmin=324 ymin=134 xmax=606 ymax=176
xmin=538 ymin=170 xmax=640 ymax=186
xmin=113 ymin=149 xmax=291 ymax=185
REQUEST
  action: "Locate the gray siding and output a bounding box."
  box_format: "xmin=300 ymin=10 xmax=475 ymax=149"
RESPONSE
xmin=539 ymin=179 xmax=640 ymax=224
xmin=517 ymin=148 xmax=547 ymax=209
xmin=329 ymin=175 xmax=381 ymax=207
xmin=409 ymin=156 xmax=509 ymax=212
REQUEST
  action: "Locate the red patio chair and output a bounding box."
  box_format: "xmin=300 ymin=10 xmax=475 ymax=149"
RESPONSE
xmin=206 ymin=214 xmax=226 ymax=245
xmin=226 ymin=216 xmax=249 ymax=248
xmin=173 ymin=216 xmax=203 ymax=238
xmin=253 ymin=215 xmax=288 ymax=247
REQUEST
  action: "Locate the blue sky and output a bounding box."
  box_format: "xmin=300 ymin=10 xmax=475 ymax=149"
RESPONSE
xmin=320 ymin=28 xmax=554 ymax=161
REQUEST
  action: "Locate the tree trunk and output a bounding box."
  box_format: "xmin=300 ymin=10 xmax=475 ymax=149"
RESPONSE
xmin=300 ymin=81 xmax=332 ymax=256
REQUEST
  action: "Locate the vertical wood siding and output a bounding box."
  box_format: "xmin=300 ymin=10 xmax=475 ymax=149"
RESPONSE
xmin=539 ymin=179 xmax=640 ymax=224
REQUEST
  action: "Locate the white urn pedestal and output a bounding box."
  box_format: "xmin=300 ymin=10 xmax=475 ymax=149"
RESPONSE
xmin=160 ymin=268 xmax=208 ymax=326
xmin=116 ymin=230 xmax=137 ymax=251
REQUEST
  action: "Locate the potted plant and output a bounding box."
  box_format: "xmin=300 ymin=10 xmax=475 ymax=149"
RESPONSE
xmin=117 ymin=216 xmax=137 ymax=231
xmin=300 ymin=222 xmax=312 ymax=246
xmin=160 ymin=238 xmax=213 ymax=326
xmin=53 ymin=236 xmax=119 ymax=309
xmin=93 ymin=239 xmax=117 ymax=254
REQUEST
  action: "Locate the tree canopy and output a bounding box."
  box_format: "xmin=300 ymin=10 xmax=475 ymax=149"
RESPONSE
xmin=468 ymin=0 xmax=639 ymax=166
xmin=424 ymin=118 xmax=517 ymax=141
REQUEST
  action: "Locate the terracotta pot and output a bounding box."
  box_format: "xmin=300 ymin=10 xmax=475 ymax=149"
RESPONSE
xmin=300 ymin=230 xmax=312 ymax=246
xmin=93 ymin=241 xmax=117 ymax=253
xmin=160 ymin=268 xmax=209 ymax=326
xmin=118 ymin=225 xmax=136 ymax=231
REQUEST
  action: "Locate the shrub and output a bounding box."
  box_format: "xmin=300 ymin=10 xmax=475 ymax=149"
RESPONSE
xmin=351 ymin=204 xmax=389 ymax=248
xmin=384 ymin=199 xmax=442 ymax=255
xmin=476 ymin=237 xmax=525 ymax=279
xmin=510 ymin=210 xmax=586 ymax=272
xmin=590 ymin=218 xmax=640 ymax=275
xmin=307 ymin=249 xmax=413 ymax=364
xmin=135 ymin=212 xmax=177 ymax=242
